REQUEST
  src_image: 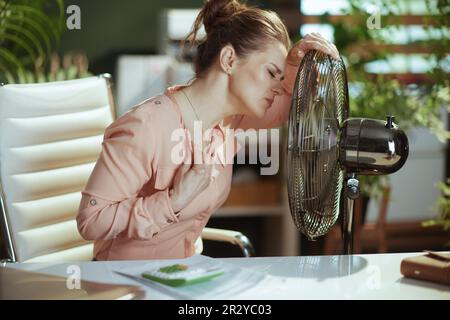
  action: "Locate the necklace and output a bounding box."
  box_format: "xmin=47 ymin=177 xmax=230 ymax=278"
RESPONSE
xmin=180 ymin=88 xmax=222 ymax=155
xmin=180 ymin=89 xmax=200 ymax=122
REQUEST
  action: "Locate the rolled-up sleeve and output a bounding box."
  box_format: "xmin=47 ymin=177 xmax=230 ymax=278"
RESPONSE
xmin=76 ymin=108 xmax=178 ymax=241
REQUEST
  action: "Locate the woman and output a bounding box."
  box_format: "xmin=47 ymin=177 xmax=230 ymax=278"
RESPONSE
xmin=77 ymin=0 xmax=340 ymax=260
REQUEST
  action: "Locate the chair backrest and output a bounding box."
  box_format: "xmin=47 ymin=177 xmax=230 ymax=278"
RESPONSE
xmin=0 ymin=75 xmax=115 ymax=262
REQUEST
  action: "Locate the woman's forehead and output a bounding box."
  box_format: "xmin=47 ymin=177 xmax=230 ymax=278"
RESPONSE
xmin=249 ymin=42 xmax=287 ymax=66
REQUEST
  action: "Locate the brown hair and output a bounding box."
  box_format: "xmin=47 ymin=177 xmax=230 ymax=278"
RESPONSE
xmin=183 ymin=0 xmax=291 ymax=77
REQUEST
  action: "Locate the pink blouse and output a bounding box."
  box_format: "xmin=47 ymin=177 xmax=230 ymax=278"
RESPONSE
xmin=77 ymin=81 xmax=293 ymax=260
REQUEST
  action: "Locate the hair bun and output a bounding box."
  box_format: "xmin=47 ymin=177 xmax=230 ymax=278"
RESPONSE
xmin=202 ymin=0 xmax=247 ymax=34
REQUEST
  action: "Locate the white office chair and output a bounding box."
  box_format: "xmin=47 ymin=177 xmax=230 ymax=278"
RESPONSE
xmin=0 ymin=75 xmax=254 ymax=263
xmin=0 ymin=75 xmax=115 ymax=262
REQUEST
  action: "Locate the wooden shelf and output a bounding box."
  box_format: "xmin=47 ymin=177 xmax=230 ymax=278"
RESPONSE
xmin=221 ymin=180 xmax=282 ymax=208
xmin=215 ymin=205 xmax=282 ymax=218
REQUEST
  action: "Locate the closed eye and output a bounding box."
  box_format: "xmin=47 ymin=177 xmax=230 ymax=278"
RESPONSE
xmin=268 ymin=70 xmax=276 ymax=79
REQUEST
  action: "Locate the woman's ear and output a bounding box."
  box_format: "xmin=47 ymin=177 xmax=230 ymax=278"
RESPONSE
xmin=219 ymin=44 xmax=236 ymax=75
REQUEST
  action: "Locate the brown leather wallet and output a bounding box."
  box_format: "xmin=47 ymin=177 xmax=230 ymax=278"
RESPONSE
xmin=400 ymin=251 xmax=450 ymax=286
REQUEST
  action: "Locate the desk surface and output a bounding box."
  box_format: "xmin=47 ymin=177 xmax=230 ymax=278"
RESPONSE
xmin=2 ymin=252 xmax=449 ymax=300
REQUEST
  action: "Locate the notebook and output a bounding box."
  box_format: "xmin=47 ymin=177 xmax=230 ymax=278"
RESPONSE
xmin=400 ymin=251 xmax=450 ymax=286
xmin=114 ymin=254 xmax=266 ymax=299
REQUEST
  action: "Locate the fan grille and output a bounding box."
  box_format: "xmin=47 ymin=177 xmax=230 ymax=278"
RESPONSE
xmin=287 ymin=50 xmax=349 ymax=240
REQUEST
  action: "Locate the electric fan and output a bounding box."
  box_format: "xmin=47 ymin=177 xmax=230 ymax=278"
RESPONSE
xmin=287 ymin=50 xmax=409 ymax=254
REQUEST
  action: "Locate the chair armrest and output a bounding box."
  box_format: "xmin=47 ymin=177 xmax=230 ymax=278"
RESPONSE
xmin=201 ymin=227 xmax=255 ymax=257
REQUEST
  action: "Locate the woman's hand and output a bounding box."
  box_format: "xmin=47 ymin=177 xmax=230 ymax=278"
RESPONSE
xmin=287 ymin=32 xmax=339 ymax=65
xmin=168 ymin=140 xmax=215 ymax=213
xmin=283 ymin=33 xmax=340 ymax=93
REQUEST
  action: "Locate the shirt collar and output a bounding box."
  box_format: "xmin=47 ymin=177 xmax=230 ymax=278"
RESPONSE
xmin=165 ymin=84 xmax=227 ymax=150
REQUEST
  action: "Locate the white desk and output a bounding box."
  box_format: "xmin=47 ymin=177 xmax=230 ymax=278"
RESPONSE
xmin=2 ymin=252 xmax=449 ymax=300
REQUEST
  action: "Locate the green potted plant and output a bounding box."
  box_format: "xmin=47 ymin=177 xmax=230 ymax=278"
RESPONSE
xmin=0 ymin=0 xmax=91 ymax=83
xmin=0 ymin=0 xmax=64 ymax=82
xmin=317 ymin=0 xmax=450 ymax=202
xmin=422 ymin=179 xmax=450 ymax=247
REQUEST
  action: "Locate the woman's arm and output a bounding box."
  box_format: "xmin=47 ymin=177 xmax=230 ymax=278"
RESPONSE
xmin=76 ymin=107 xmax=179 ymax=241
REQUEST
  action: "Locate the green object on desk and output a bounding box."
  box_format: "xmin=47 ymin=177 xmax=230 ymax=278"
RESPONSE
xmin=142 ymin=264 xmax=224 ymax=287
xmin=158 ymin=264 xmax=189 ymax=274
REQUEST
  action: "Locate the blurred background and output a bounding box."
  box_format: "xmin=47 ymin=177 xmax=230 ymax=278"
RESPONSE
xmin=1 ymin=0 xmax=449 ymax=258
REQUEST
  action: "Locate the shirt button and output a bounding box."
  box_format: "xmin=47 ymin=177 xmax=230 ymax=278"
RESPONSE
xmin=90 ymin=199 xmax=97 ymax=206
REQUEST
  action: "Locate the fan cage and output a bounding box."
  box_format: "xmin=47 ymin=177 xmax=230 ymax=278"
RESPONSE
xmin=287 ymin=50 xmax=349 ymax=240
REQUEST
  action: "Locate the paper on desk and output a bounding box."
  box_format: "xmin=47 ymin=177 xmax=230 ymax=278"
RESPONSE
xmin=114 ymin=254 xmax=266 ymax=299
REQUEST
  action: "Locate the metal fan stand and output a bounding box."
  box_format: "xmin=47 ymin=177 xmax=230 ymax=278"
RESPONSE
xmin=343 ymin=173 xmax=359 ymax=255
xmin=287 ymin=50 xmax=409 ymax=257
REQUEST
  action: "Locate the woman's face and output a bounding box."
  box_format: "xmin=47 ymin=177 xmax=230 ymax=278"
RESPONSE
xmin=229 ymin=41 xmax=288 ymax=118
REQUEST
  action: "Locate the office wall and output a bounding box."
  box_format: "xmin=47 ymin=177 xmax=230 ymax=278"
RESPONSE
xmin=59 ymin=0 xmax=203 ymax=63
xmin=367 ymin=121 xmax=447 ymax=223
xmin=58 ymin=1 xmax=274 ymax=63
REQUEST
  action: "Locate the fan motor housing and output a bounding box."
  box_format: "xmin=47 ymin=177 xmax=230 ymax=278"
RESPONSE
xmin=339 ymin=118 xmax=409 ymax=175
